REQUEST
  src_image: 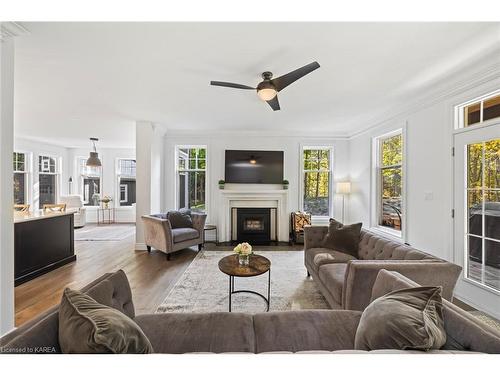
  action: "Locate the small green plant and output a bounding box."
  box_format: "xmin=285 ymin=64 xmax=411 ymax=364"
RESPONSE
xmin=282 ymin=180 xmax=289 ymax=185
xmin=218 ymin=180 xmax=225 ymax=185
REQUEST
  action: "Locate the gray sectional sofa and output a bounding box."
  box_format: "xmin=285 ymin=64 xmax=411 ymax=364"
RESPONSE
xmin=2 ymin=269 xmax=500 ymax=354
xmin=304 ymin=226 xmax=463 ymax=311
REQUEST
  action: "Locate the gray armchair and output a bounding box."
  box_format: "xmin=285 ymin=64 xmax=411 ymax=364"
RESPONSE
xmin=141 ymin=212 xmax=207 ymax=260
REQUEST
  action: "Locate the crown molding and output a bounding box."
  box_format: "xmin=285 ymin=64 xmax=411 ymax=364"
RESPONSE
xmin=163 ymin=129 xmax=350 ymax=140
xmin=348 ymin=59 xmax=500 ymax=139
xmin=0 ymin=22 xmax=29 ymax=41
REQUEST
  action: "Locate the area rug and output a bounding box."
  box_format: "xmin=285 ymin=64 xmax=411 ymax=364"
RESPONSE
xmin=156 ymin=250 xmax=329 ymax=313
xmin=74 ymin=224 xmax=135 ymax=241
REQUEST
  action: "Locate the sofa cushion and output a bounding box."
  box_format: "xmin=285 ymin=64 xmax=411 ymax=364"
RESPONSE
xmin=355 ymin=286 xmax=446 ymax=351
xmin=134 ymin=313 xmax=255 ymax=353
xmin=358 ymin=230 xmax=436 ymax=260
xmin=167 ymin=208 xmax=193 ymax=228
xmin=254 ymin=310 xmax=361 ymax=353
xmin=172 ymin=227 xmax=199 ymax=243
xmin=58 ymin=288 xmax=153 ymax=354
xmin=322 ymin=219 xmax=362 ymax=258
xmin=318 ymin=263 xmax=348 ymax=305
xmin=306 ymin=248 xmax=356 ymax=273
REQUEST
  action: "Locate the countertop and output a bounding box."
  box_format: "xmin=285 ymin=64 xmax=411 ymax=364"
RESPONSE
xmin=14 ymin=210 xmax=74 ymax=224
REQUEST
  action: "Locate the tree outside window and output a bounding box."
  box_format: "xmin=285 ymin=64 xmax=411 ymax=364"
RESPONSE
xmin=303 ymin=148 xmax=332 ymax=216
xmin=177 ymin=147 xmax=206 ymax=212
xmin=378 ymin=133 xmax=403 ymax=231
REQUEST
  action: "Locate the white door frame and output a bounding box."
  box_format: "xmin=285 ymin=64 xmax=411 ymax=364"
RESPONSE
xmin=452 ymin=122 xmax=500 ymax=318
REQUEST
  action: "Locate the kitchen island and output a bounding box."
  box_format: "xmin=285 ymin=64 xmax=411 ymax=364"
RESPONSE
xmin=14 ymin=211 xmax=76 ymax=285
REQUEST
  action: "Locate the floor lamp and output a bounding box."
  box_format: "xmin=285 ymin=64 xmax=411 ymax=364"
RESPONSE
xmin=336 ymin=182 xmax=351 ymax=224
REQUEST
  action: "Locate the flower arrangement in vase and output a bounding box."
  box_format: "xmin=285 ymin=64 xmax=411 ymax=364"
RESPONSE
xmin=233 ymin=242 xmax=253 ymax=266
xmin=100 ymin=195 xmax=113 ymax=209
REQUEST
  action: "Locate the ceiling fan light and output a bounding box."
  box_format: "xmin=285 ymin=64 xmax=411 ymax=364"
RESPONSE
xmin=257 ymin=88 xmax=277 ymax=101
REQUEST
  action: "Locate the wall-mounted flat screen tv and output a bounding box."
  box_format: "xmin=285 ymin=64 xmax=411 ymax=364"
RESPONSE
xmin=225 ymin=150 xmax=284 ymax=184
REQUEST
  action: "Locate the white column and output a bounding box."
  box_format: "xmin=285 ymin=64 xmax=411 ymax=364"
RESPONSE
xmin=135 ymin=122 xmax=165 ymax=250
xmin=0 ymin=32 xmax=15 ymax=334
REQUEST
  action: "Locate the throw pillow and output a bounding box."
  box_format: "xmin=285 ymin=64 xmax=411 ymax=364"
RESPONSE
xmin=167 ymin=208 xmax=193 ymax=228
xmin=321 ymin=219 xmax=362 ymax=257
xmin=58 ymin=288 xmax=153 ymax=354
xmin=354 ymin=286 xmax=447 ymax=351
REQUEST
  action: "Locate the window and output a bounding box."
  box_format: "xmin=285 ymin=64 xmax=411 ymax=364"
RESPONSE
xmin=79 ymin=157 xmax=101 ymax=206
xmin=302 ymin=147 xmax=332 ymax=216
xmin=458 ymin=91 xmax=500 ymax=128
xmin=176 ymin=147 xmax=206 ymax=212
xmin=117 ymin=159 xmax=136 ymax=206
xmin=13 ymin=152 xmax=27 ymax=205
xmin=120 ymin=184 xmax=128 ymax=203
xmin=38 ymin=155 xmax=58 ymax=209
xmin=374 ymin=131 xmax=404 ymax=236
xmin=465 ymin=138 xmax=500 ymax=291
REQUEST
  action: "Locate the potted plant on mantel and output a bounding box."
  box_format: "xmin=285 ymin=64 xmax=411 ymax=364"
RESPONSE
xmin=218 ymin=180 xmax=225 ymax=189
xmin=282 ymin=180 xmax=289 ymax=190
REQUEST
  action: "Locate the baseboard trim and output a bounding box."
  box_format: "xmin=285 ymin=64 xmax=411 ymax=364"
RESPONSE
xmin=135 ymin=243 xmax=148 ymax=251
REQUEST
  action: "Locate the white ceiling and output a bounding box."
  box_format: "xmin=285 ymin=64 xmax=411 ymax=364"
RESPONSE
xmin=14 ymin=22 xmax=500 ymax=148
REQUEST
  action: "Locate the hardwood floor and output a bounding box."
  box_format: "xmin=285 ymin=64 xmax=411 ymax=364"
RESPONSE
xmin=15 ymin=224 xmax=198 ymax=326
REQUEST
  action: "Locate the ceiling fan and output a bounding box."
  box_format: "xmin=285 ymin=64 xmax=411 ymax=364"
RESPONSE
xmin=210 ymin=61 xmax=320 ymax=111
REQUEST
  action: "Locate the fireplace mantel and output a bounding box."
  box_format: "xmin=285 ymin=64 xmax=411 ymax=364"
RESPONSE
xmin=218 ymin=189 xmax=289 ymax=242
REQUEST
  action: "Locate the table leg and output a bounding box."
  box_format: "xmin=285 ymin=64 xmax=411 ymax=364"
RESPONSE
xmin=267 ymin=269 xmax=271 ymax=311
xmin=229 ymin=276 xmax=232 ymax=312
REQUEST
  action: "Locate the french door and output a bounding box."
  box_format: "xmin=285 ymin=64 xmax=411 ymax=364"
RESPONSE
xmin=454 ymin=124 xmax=500 ymax=293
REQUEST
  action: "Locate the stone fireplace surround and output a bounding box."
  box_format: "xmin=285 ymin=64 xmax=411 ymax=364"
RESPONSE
xmin=218 ymin=189 xmax=289 ymax=243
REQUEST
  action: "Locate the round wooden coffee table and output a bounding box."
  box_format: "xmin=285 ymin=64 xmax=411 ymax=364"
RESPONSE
xmin=218 ymin=254 xmax=271 ymax=312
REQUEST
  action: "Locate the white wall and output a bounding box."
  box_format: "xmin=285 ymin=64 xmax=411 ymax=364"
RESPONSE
xmin=0 ymin=35 xmax=15 ymax=335
xmin=163 ymin=133 xmax=350 ymax=240
xmin=135 ymin=121 xmax=165 ymax=249
xmin=348 ymin=66 xmax=500 ymax=318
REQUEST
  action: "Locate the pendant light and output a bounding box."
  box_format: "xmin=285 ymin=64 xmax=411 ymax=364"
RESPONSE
xmin=86 ymin=137 xmax=102 ymax=167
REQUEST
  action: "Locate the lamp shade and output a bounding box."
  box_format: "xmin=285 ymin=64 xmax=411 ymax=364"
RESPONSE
xmin=86 ymin=152 xmax=102 ymax=167
xmin=336 ymin=182 xmax=351 ymax=194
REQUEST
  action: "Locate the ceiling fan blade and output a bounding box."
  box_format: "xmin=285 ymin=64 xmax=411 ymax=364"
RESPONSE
xmin=270 ymin=61 xmax=320 ymax=92
xmin=266 ymin=95 xmax=280 ymax=111
xmin=210 ymin=81 xmax=255 ymax=90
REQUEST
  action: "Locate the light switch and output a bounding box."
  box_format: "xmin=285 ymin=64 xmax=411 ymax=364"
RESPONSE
xmin=424 ymin=191 xmax=434 ymax=201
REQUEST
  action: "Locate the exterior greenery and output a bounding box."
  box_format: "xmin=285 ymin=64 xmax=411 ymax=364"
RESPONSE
xmin=303 ymin=149 xmax=331 ymax=216
xmin=178 ymin=147 xmax=206 ymax=212
xmin=379 ymin=133 xmax=403 ymax=231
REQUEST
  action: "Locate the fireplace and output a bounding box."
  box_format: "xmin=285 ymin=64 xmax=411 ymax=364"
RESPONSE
xmin=231 ymin=208 xmax=277 ymax=244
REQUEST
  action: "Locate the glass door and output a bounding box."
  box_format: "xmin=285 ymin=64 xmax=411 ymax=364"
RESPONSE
xmin=454 ymin=125 xmax=500 ymax=292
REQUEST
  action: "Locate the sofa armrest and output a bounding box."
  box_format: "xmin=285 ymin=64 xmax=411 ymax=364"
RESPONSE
xmin=304 ymin=225 xmax=328 ymax=250
xmin=141 ymin=215 xmax=173 ymax=252
xmin=342 ymin=260 xmax=462 ymax=311
xmin=191 ymin=213 xmax=207 ymax=238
